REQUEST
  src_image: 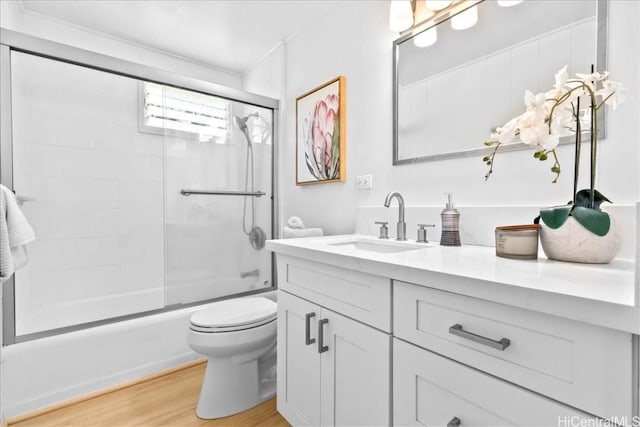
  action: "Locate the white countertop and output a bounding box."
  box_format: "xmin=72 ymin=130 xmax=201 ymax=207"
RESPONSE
xmin=267 ymin=234 xmax=640 ymax=334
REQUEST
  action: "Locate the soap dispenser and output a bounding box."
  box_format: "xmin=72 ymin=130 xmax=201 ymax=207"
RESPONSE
xmin=440 ymin=193 xmax=461 ymax=246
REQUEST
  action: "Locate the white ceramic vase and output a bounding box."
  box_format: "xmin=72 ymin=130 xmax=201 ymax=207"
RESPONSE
xmin=539 ymin=215 xmax=622 ymax=264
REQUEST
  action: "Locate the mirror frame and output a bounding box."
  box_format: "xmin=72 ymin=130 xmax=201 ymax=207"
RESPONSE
xmin=392 ymin=0 xmax=608 ymax=165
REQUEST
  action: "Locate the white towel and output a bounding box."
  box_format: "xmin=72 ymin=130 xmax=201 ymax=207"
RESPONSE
xmin=287 ymin=216 xmax=306 ymax=229
xmin=283 ymin=226 xmax=323 ymax=239
xmin=0 ymin=185 xmax=35 ymax=282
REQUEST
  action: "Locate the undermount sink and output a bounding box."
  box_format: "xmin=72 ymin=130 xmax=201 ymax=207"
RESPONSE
xmin=326 ymin=238 xmax=427 ymax=254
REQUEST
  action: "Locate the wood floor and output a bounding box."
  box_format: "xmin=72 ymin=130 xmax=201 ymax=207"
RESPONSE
xmin=7 ymin=360 xmax=290 ymax=427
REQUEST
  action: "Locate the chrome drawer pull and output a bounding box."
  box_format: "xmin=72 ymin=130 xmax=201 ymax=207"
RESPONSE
xmin=305 ymin=312 xmax=316 ymax=345
xmin=447 ymin=417 xmax=461 ymax=427
xmin=449 ymin=324 xmax=511 ymax=351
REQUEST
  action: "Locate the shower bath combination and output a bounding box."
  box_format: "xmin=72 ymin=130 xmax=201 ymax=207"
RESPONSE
xmin=0 ymin=40 xmax=279 ymax=416
xmin=233 ymin=112 xmax=268 ymax=250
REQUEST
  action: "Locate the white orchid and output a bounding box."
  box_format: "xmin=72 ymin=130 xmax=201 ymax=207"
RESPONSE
xmin=545 ymin=65 xmax=569 ymax=100
xmin=576 ymin=70 xmax=609 ymax=82
xmin=484 ymin=66 xmax=624 ymax=183
xmin=596 ymin=78 xmax=625 ymax=110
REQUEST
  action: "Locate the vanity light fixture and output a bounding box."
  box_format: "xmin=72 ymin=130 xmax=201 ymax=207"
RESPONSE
xmin=389 ymin=0 xmax=414 ymax=32
xmin=390 ymin=0 xmax=506 ymax=46
xmin=389 ymin=1 xmax=481 ymax=37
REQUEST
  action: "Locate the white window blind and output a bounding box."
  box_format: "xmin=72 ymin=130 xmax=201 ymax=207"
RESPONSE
xmin=143 ymin=82 xmax=231 ymax=142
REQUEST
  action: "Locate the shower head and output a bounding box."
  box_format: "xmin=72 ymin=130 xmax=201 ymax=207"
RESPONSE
xmin=233 ymin=113 xmax=260 ymax=147
xmin=233 ymin=115 xmax=249 ymax=132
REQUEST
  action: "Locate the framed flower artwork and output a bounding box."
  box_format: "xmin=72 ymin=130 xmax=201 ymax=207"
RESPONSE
xmin=296 ymin=76 xmax=346 ymax=185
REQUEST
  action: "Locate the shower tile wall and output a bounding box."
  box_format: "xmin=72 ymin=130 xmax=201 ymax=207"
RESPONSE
xmin=11 ymin=52 xmax=165 ymax=335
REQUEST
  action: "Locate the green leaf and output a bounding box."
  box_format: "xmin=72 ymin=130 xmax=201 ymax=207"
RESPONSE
xmin=540 ymin=205 xmax=572 ymax=229
xmin=571 ymin=206 xmax=611 ymax=236
xmin=574 ymin=189 xmax=611 ymax=210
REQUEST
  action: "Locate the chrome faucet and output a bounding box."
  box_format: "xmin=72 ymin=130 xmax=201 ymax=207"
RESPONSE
xmin=384 ymin=191 xmax=406 ymax=241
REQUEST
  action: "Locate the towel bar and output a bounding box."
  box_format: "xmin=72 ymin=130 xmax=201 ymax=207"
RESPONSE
xmin=180 ymin=189 xmax=266 ymax=197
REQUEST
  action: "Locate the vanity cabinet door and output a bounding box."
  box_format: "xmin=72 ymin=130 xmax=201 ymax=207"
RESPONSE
xmin=320 ymin=308 xmax=391 ymax=427
xmin=277 ymin=289 xmax=391 ymax=426
xmin=393 ymin=338 xmax=593 ymax=426
xmin=277 ymin=290 xmax=321 ymax=426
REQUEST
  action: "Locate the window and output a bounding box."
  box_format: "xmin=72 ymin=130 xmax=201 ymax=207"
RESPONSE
xmin=141 ymin=82 xmax=231 ymax=142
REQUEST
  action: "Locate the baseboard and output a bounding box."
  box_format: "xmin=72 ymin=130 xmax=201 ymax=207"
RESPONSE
xmin=5 ymin=358 xmax=206 ymax=425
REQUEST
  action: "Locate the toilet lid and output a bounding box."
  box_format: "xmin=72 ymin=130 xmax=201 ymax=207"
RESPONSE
xmin=190 ymin=297 xmax=277 ymax=329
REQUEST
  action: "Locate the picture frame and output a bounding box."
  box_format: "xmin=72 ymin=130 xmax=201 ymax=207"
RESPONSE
xmin=296 ymin=76 xmax=346 ymax=185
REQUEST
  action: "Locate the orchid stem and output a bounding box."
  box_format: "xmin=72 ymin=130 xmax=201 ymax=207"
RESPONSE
xmin=573 ymin=98 xmax=581 ymax=205
xmin=484 ymin=142 xmax=501 ymax=180
xmin=589 ymin=64 xmax=597 ymax=208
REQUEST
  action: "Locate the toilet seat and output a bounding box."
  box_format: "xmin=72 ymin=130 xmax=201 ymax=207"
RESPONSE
xmin=190 ymin=297 xmax=277 ymax=333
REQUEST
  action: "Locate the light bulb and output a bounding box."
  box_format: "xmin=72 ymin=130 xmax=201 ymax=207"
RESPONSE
xmin=389 ymin=0 xmax=414 ymax=32
xmin=425 ymin=0 xmax=452 ymax=11
xmin=451 ymin=5 xmax=478 ymax=30
xmin=497 ymin=0 xmax=523 ymax=6
xmin=414 ymin=27 xmax=438 ymax=47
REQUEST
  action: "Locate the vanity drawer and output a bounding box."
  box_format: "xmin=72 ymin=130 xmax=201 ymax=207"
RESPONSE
xmin=276 ymin=254 xmax=391 ymax=331
xmin=394 ymin=281 xmax=633 ymax=420
xmin=394 ymin=338 xmax=594 ymax=426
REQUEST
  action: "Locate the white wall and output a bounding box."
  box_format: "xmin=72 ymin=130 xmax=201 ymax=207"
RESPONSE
xmin=246 ymin=0 xmax=640 ymax=237
xmin=0 ymin=1 xmax=242 ymax=88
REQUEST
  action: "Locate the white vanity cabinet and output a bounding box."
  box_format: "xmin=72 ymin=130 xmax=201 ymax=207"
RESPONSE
xmin=267 ymin=236 xmax=639 ymax=427
xmin=276 ymin=255 xmax=391 ymax=426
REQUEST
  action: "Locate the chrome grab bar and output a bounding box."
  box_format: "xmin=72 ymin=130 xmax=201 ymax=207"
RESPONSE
xmin=180 ymin=189 xmax=266 ymax=197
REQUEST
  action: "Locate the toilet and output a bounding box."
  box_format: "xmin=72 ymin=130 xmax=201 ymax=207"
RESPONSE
xmin=187 ymin=296 xmax=277 ymax=419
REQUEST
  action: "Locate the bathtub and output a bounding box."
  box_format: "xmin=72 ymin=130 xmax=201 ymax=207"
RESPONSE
xmin=1 ymin=290 xmax=276 ymax=419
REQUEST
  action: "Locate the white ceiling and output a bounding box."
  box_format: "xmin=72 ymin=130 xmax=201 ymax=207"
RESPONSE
xmin=19 ymin=0 xmax=341 ymax=74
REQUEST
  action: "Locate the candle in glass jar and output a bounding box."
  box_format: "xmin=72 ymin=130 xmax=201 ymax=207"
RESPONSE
xmin=495 ymin=224 xmax=540 ymax=260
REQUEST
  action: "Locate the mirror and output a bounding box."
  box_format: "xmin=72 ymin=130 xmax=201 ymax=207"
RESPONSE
xmin=393 ymin=0 xmax=607 ymax=165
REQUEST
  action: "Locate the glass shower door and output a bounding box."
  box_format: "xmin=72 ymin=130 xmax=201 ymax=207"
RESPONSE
xmin=6 ymin=50 xmax=274 ymax=341
xmin=10 ymin=52 xmax=166 ymax=336
xmin=159 ymin=85 xmax=273 ymax=305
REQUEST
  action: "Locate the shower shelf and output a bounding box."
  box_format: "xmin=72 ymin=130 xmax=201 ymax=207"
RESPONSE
xmin=180 ymin=189 xmax=266 ymax=197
